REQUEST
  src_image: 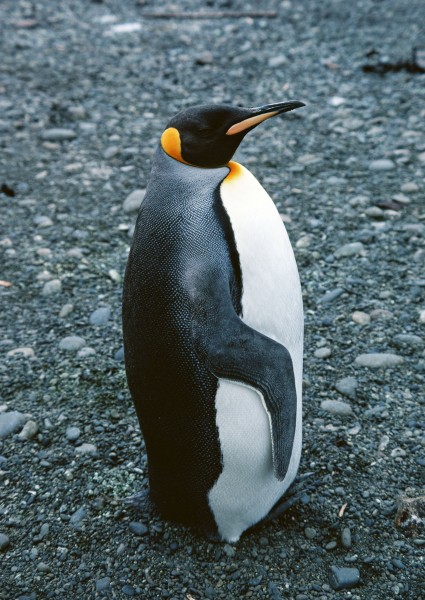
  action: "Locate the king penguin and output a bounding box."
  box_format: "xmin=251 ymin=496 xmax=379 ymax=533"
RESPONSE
xmin=123 ymin=101 xmax=305 ymax=543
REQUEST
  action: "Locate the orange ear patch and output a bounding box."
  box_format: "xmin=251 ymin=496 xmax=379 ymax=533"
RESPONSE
xmin=224 ymin=161 xmax=243 ymax=183
xmin=161 ymin=127 xmax=190 ymax=164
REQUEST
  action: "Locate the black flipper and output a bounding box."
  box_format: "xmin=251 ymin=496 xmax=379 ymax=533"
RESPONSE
xmin=188 ymin=266 xmax=298 ymax=481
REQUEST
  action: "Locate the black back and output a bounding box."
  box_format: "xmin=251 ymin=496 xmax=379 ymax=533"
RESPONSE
xmin=122 ymin=147 xmax=241 ymax=533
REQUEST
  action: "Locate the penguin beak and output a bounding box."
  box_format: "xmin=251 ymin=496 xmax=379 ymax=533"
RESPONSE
xmin=226 ymin=101 xmax=305 ymax=136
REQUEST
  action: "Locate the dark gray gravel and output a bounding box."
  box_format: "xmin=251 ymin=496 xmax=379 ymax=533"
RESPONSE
xmin=1 ymin=0 xmax=424 ymax=598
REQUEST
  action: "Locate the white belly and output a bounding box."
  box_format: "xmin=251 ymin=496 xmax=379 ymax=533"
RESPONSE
xmin=208 ymin=162 xmax=304 ymax=542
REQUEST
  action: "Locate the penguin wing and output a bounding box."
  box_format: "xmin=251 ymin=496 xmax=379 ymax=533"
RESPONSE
xmin=188 ymin=266 xmax=297 ymax=481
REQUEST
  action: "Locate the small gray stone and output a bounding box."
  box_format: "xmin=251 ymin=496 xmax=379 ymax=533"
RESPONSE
xmin=351 ymin=311 xmax=370 ymax=325
xmin=42 ymin=279 xmax=62 ymax=296
xmin=393 ymin=334 xmax=423 ymax=349
xmin=129 ymin=521 xmax=148 ymax=536
xmin=335 ymin=242 xmax=364 ymax=258
xmin=321 ymin=400 xmax=353 ymax=416
xmin=329 ymin=566 xmax=360 ymax=590
xmin=268 ymin=55 xmax=288 ymax=68
xmin=365 ymin=206 xmax=384 ymax=218
xmin=369 ymin=159 xmax=395 ymax=171
xmin=59 ymin=303 xmax=74 ymax=318
xmin=96 ymin=577 xmax=111 ymax=592
xmin=6 ymin=347 xmax=35 ymax=358
xmin=75 ymin=443 xmax=97 ymax=455
xmin=305 ymin=527 xmax=316 ymax=539
xmin=40 ymin=128 xmax=77 ymax=141
xmin=70 ymin=506 xmax=87 ymax=525
xmin=89 ymin=306 xmax=111 ymax=325
xmin=34 ymin=215 xmax=53 ymax=228
xmin=114 ymin=346 xmax=124 ymax=361
xmin=335 ymin=377 xmax=357 ymax=400
xmin=18 ymin=420 xmax=38 ymax=440
xmin=0 ymin=533 xmax=10 ymax=551
xmin=103 ymin=146 xmax=119 ymax=159
xmin=400 ymin=182 xmax=419 ymax=193
xmin=66 ymin=426 xmax=81 ymax=441
xmin=325 ymin=541 xmax=337 ymax=550
xmin=354 ymin=353 xmax=404 ymax=368
xmin=341 ymin=527 xmax=352 ymax=549
xmin=314 ymin=347 xmax=331 ymax=358
xmin=123 ymin=189 xmax=145 ymax=213
xmin=319 ymin=288 xmax=344 ymax=303
xmin=59 ymin=336 xmax=86 ymax=351
xmin=0 ymin=411 xmax=27 ymax=439
xmin=77 ymin=347 xmax=96 ymax=358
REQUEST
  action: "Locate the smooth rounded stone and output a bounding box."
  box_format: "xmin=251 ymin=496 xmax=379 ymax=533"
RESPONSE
xmin=354 ymin=353 xmax=404 ymax=368
xmin=305 ymin=527 xmax=317 ymax=540
xmin=64 ymin=162 xmax=83 ymax=173
xmin=59 ymin=336 xmax=86 ymax=351
xmin=122 ymin=585 xmax=135 ymax=597
xmin=75 ymin=443 xmax=97 ymax=455
xmin=0 ymin=411 xmax=27 ymax=439
xmin=365 ymin=206 xmax=384 ymax=218
xmin=392 ymin=193 xmax=410 ymax=205
xmin=319 ymin=288 xmax=344 ymax=303
xmin=89 ymin=306 xmax=111 ymax=325
xmin=325 ymin=541 xmax=337 ymax=550
xmin=0 ymin=533 xmax=10 ymax=551
xmin=103 ymin=146 xmax=119 ymax=159
xmin=41 ymin=278 xmax=62 ymax=296
xmin=6 ymin=347 xmax=34 ymax=358
xmin=296 ymin=234 xmax=313 ymax=248
xmin=341 ymin=527 xmax=352 ymax=549
xmin=329 ymin=566 xmax=360 ymax=591
xmin=420 ymin=310 xmax=425 ymax=324
xmin=129 ymin=521 xmax=148 ymax=536
xmin=378 ymin=434 xmax=390 ymax=451
xmin=268 ymin=54 xmax=288 ymax=68
xmin=40 ymin=128 xmax=77 ymax=141
xmin=123 ymin=189 xmax=145 ymax=213
xmin=77 ymin=347 xmax=96 ymax=358
xmin=335 ymin=376 xmax=357 ymax=399
xmin=335 ymin=242 xmax=364 ymax=258
xmin=400 ymin=182 xmax=419 ymax=193
xmin=418 ymin=151 xmax=425 ymax=164
xmin=96 ymin=577 xmax=111 ymax=592
xmin=297 ymin=153 xmax=321 ymax=165
xmin=114 ymin=346 xmax=124 ymax=361
xmin=370 ymin=308 xmax=393 ymax=320
xmin=17 ymin=420 xmax=38 ymax=440
xmin=314 ymin=347 xmax=331 ymax=359
xmin=66 ymin=426 xmax=81 ymax=441
xmin=320 ymin=400 xmax=353 ymax=416
xmin=70 ymin=506 xmax=87 ymax=525
xmin=393 ymin=334 xmax=423 ymax=349
xmin=390 ymin=447 xmax=407 ymax=458
xmin=33 ymin=215 xmax=53 ymax=228
xmin=352 ymin=311 xmax=370 ymax=325
xmin=369 ymin=159 xmax=395 ymax=171
xmin=59 ymin=303 xmax=74 ymax=318
xmin=67 ymin=247 xmax=84 ymax=258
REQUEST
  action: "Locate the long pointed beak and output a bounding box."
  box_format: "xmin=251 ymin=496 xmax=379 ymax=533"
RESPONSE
xmin=226 ymin=100 xmax=305 ymax=136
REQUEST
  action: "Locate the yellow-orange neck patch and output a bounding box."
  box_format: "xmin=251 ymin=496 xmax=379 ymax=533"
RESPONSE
xmin=224 ymin=161 xmax=243 ymax=183
xmin=161 ymin=127 xmax=191 ymax=165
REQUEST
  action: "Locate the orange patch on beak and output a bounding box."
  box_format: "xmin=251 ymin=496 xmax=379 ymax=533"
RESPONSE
xmin=226 ymin=111 xmax=279 ymax=136
xmin=161 ymin=127 xmax=191 ymax=164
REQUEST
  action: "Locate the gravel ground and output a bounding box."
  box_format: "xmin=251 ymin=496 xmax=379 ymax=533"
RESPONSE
xmin=1 ymin=1 xmax=424 ymax=598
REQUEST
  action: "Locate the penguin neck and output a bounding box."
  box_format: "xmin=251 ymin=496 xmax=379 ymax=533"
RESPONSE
xmin=155 ymin=146 xmax=232 ymax=180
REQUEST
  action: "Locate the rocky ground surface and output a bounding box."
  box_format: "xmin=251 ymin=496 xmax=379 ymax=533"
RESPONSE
xmin=1 ymin=0 xmax=424 ymax=598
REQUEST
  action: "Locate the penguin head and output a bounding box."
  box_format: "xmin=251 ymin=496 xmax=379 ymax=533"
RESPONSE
xmin=160 ymin=101 xmax=305 ymax=168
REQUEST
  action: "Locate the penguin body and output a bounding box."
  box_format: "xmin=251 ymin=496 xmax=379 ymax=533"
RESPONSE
xmin=123 ymin=102 xmax=305 ymax=542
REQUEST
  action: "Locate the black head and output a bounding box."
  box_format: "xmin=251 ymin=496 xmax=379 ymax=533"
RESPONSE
xmin=160 ymin=101 xmax=305 ymax=168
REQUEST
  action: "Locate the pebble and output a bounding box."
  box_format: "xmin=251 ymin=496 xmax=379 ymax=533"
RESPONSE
xmin=325 ymin=541 xmax=337 ymax=550
xmin=341 ymin=527 xmax=352 ymax=549
xmin=114 ymin=346 xmax=124 ymax=361
xmin=400 ymin=182 xmax=419 ymax=193
xmin=352 ymin=311 xmax=370 ymax=325
xmin=0 ymin=411 xmax=27 ymax=439
xmin=66 ymin=426 xmax=81 ymax=441
xmin=335 ymin=377 xmax=357 ymax=399
xmin=305 ymin=527 xmax=316 ymax=539
xmin=319 ymin=288 xmax=344 ymax=303
xmin=6 ymin=347 xmax=35 ymax=358
xmin=59 ymin=336 xmax=86 ymax=351
xmin=122 ymin=585 xmax=135 ymax=596
xmin=129 ymin=522 xmax=148 ymax=536
xmin=369 ymin=159 xmax=395 ymax=171
xmin=393 ymin=334 xmax=422 ymax=349
xmin=77 ymin=347 xmax=96 ymax=358
xmin=320 ymin=400 xmax=353 ymax=416
xmin=335 ymin=242 xmax=364 ymax=258
xmin=365 ymin=206 xmax=384 ymax=218
xmin=40 ymin=128 xmax=76 ymax=141
xmin=420 ymin=310 xmax=425 ymax=324
xmin=354 ymin=353 xmax=404 ymax=368
xmin=268 ymin=54 xmax=288 ymax=68
xmin=0 ymin=533 xmax=10 ymax=551
xmin=390 ymin=447 xmax=407 ymax=458
xmin=59 ymin=303 xmax=74 ymax=318
xmin=329 ymin=566 xmax=360 ymax=590
xmin=96 ymin=577 xmax=111 ymax=592
xmin=123 ymin=189 xmax=145 ymax=213
xmin=314 ymin=347 xmax=331 ymax=358
xmin=42 ymin=279 xmax=62 ymax=296
xmin=75 ymin=443 xmax=97 ymax=455
xmin=378 ymin=435 xmax=390 ymax=451
xmin=103 ymin=146 xmax=119 ymax=159
xmin=34 ymin=215 xmax=53 ymax=228
xmin=370 ymin=309 xmax=393 ymax=320
xmin=18 ymin=420 xmax=38 ymax=440
xmin=89 ymin=306 xmax=111 ymax=325
xmin=70 ymin=506 xmax=87 ymax=525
